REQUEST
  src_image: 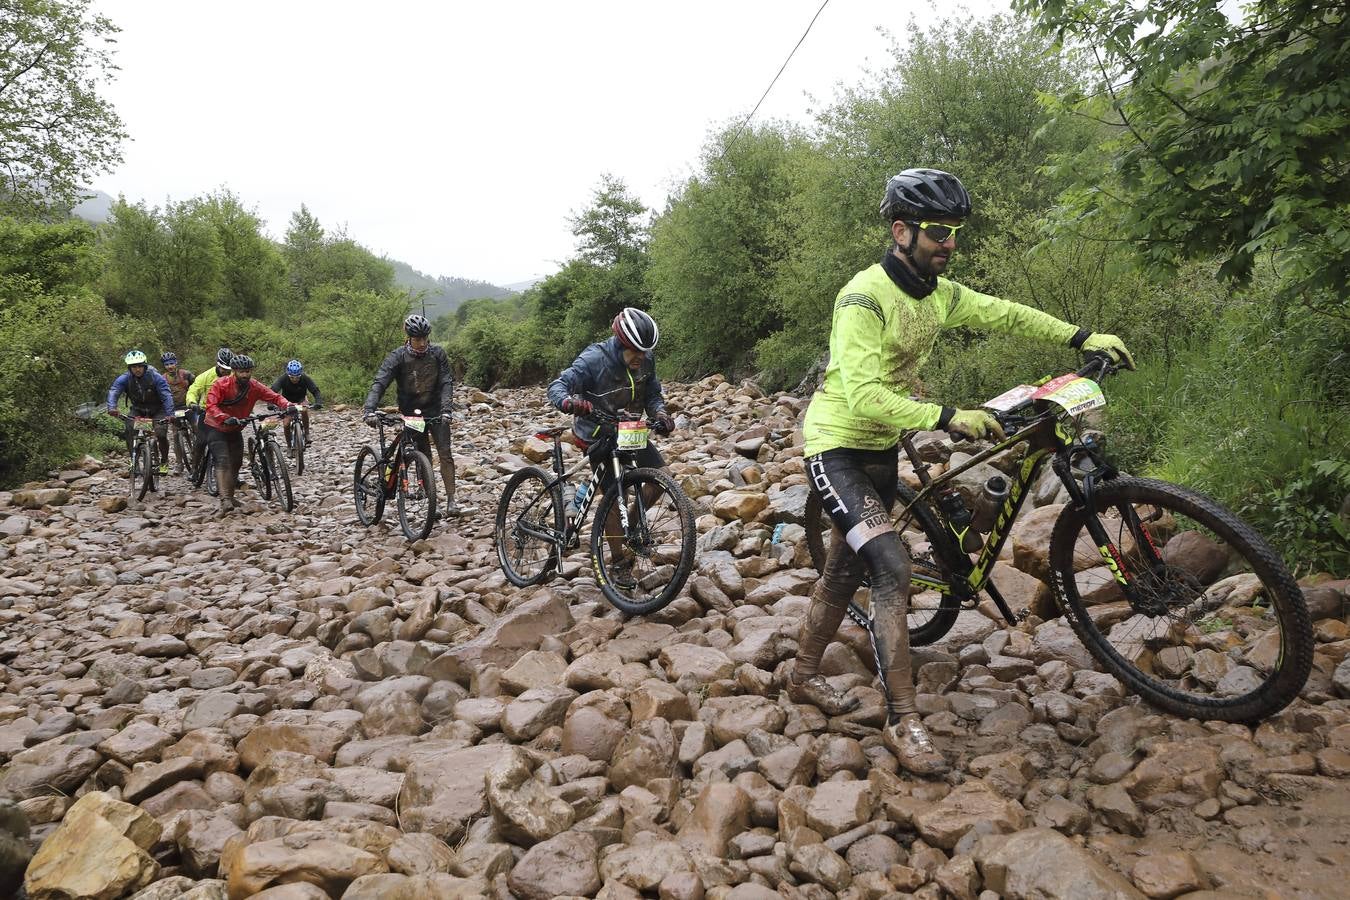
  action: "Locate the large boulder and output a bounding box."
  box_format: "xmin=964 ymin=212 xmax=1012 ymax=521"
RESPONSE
xmin=974 ymin=828 xmax=1145 ymax=899
xmin=396 ymin=745 xmax=505 ymax=842
xmin=25 ymin=792 xmax=161 ymax=900
xmin=423 ymin=592 xmax=574 ymax=685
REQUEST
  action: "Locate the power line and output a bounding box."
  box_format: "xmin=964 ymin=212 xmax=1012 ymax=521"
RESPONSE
xmin=722 ymin=0 xmax=833 ymax=153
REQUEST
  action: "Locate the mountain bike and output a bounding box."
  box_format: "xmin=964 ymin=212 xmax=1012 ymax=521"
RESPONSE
xmin=495 ymin=409 xmax=696 ymax=616
xmin=170 ymin=409 xmax=192 ymax=474
xmin=353 ymin=410 xmax=438 ymax=541
xmin=120 ymin=414 xmax=162 ymax=501
xmin=283 ymin=404 xmax=312 ymax=476
xmin=242 ymin=410 xmax=295 ymax=512
xmin=801 ymin=353 xmax=1313 ymax=723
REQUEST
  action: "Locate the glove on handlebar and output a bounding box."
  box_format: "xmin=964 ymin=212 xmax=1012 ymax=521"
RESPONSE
xmin=224 ymin=416 xmax=241 ymax=427
xmin=1081 ymin=333 xmax=1135 ymax=370
xmin=652 ymin=412 xmax=675 ymax=435
xmin=945 ymin=409 xmax=1005 ymax=442
xmin=561 ymin=395 xmax=593 ymax=416
xmin=363 ymin=411 xmax=379 ymax=427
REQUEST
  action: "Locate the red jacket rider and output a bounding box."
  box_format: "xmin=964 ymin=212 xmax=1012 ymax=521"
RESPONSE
xmin=205 ymin=376 xmax=292 ymax=431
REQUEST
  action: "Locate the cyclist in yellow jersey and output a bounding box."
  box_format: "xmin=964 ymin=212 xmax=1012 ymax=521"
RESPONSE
xmin=793 ymin=169 xmax=1134 ymax=776
xmin=186 ymin=348 xmax=232 ymax=476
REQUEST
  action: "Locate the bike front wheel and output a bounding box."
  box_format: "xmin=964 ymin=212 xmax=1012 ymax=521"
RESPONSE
xmin=495 ymin=466 xmax=563 ymax=587
xmin=204 ymin=449 xmax=218 ymax=497
xmin=590 ymin=467 xmax=696 ymax=616
xmin=289 ymin=423 xmax=305 ymax=476
xmin=396 ymin=450 xmax=437 ymax=541
xmin=173 ymin=423 xmax=188 ymax=475
xmin=249 ymin=440 xmax=271 ymax=501
xmin=130 ymin=443 xmax=150 ymax=501
xmin=1049 ymin=477 xmax=1313 ymax=723
xmin=266 ymin=442 xmax=293 ymax=512
xmin=803 ymin=483 xmax=963 ymax=647
xmin=353 ymin=445 xmax=385 ymax=526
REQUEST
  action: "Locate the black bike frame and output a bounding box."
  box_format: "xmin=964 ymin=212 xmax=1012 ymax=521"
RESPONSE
xmin=371 ymin=414 xmax=439 ymax=498
xmin=514 ymin=425 xmax=652 ymax=553
xmin=847 ymin=357 xmax=1138 ymax=630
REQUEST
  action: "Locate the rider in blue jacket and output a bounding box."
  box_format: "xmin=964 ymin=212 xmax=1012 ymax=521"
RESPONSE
xmin=107 ymin=349 xmax=175 ymax=468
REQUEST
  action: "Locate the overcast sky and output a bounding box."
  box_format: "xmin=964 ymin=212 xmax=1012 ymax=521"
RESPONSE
xmin=93 ymin=1 xmax=1006 ymax=286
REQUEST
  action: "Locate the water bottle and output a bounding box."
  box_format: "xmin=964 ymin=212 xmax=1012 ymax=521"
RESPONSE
xmin=969 ymin=475 xmax=1011 ymax=536
xmin=571 ymin=481 xmax=590 ymax=516
xmin=937 ymin=488 xmax=983 ymax=553
xmin=771 ymin=523 xmax=785 ymax=544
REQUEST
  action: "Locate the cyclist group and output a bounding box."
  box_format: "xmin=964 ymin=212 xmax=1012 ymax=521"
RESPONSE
xmin=108 ymin=349 xmax=322 ymax=514
xmin=107 ymin=167 xmax=1137 ymax=775
xmin=549 ymin=168 xmax=1134 ymax=775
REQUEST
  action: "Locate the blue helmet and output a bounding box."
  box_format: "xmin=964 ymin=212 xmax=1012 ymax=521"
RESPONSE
xmin=286 ymin=359 xmax=303 ymax=376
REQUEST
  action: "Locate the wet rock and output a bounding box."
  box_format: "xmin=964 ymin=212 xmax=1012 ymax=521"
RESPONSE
xmin=914 ymin=781 xmax=1027 ymax=850
xmin=677 ymin=782 xmax=750 ymax=856
xmin=486 ymin=747 xmax=575 ymax=843
xmin=1129 ymin=851 xmax=1209 ymax=899
xmin=974 ymin=828 xmax=1145 ymax=899
xmin=509 ymin=830 xmax=601 ymax=899
xmin=25 ymin=792 xmax=161 ymax=900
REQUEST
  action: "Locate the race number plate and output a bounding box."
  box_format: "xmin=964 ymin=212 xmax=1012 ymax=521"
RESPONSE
xmin=616 ymin=421 xmax=649 ymax=450
xmin=983 ymin=384 xmax=1037 ymax=412
xmin=404 ymin=415 xmax=426 ymax=433
xmin=133 ymin=417 xmax=154 ymax=432
xmin=174 ymin=409 xmax=187 ymax=419
xmin=1032 ymin=374 xmax=1106 ymax=416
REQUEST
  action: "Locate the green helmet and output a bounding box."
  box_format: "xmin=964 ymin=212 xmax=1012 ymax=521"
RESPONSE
xmin=124 ymin=350 xmax=148 ymax=366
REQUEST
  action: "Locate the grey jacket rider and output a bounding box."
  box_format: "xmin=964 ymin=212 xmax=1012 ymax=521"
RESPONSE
xmin=548 ymin=336 xmax=667 ymax=444
xmin=364 ymin=344 xmax=453 ymax=416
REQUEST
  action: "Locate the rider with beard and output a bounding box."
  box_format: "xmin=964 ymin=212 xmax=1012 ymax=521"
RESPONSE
xmin=363 ymin=314 xmax=467 ymax=517
xmin=793 ymin=168 xmax=1135 ymax=776
xmin=204 ymin=354 xmax=297 ymax=515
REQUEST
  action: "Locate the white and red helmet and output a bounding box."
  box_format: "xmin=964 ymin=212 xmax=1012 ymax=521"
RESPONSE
xmin=612 ymin=307 xmax=659 ymax=352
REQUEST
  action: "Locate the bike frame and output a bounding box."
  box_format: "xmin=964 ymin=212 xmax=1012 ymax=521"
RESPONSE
xmin=844 ymin=358 xmax=1133 ymax=630
xmin=371 ymin=414 xmax=439 ymax=498
xmin=514 ymin=423 xmax=652 ymax=556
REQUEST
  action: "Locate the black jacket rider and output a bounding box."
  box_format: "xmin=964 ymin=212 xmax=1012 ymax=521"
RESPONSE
xmin=363 ymin=344 xmax=453 ymax=415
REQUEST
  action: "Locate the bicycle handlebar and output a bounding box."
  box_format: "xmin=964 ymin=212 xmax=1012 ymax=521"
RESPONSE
xmin=987 ymin=351 xmax=1123 ymax=432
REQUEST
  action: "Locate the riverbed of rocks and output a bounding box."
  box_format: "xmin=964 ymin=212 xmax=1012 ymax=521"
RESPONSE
xmin=0 ymin=374 xmax=1347 ymax=900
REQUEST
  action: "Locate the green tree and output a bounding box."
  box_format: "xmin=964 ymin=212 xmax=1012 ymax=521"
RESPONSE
xmin=647 ymin=124 xmax=804 ymax=377
xmin=0 ymin=0 xmax=128 ymax=215
xmin=190 ymin=191 xmax=284 ymax=321
xmin=1013 ymin=0 xmax=1350 ymax=310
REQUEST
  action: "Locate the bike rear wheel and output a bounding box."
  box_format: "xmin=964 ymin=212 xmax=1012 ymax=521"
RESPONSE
xmin=353 ymin=445 xmax=385 ymax=526
xmin=266 ymin=442 xmax=293 ymax=512
xmin=804 ymin=484 xmax=963 ymax=646
xmin=1049 ymin=476 xmax=1313 ymax=723
xmin=495 ymin=466 xmax=563 ymax=587
xmin=397 ymin=450 xmax=437 ymax=541
xmin=590 ymin=467 xmax=696 ymax=616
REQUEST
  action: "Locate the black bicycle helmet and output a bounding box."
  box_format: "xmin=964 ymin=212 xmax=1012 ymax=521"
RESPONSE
xmin=612 ymin=307 xmax=659 ymax=352
xmin=404 ymin=314 xmax=432 ymax=337
xmin=880 ymin=168 xmax=972 ymax=222
xmin=216 ymin=347 xmax=234 ymax=368
xmin=229 ymin=353 xmax=256 ymax=371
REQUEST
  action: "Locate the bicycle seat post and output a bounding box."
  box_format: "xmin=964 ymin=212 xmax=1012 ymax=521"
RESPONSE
xmin=901 ymin=434 xmax=933 ymax=486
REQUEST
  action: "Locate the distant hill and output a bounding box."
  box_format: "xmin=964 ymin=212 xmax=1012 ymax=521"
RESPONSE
xmin=71 ymin=189 xmax=115 ymax=223
xmin=70 ymin=188 xmax=511 ymax=317
xmin=388 ymin=259 xmax=514 ymax=319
